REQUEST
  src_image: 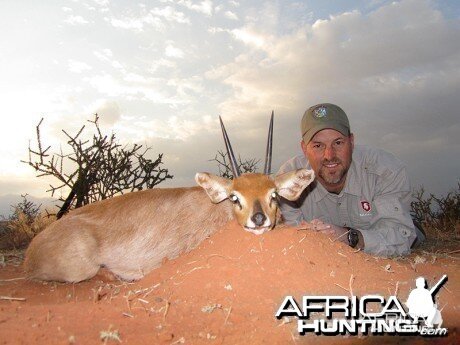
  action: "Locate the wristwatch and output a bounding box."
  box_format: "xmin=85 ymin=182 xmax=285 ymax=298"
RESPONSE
xmin=347 ymin=228 xmax=360 ymax=248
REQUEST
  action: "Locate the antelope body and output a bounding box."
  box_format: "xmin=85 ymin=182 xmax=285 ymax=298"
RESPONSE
xmin=24 ymin=114 xmax=315 ymax=282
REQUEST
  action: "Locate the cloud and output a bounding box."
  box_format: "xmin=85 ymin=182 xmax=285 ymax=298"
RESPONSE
xmin=207 ymin=26 xmax=226 ymax=34
xmin=167 ymin=76 xmax=205 ymax=99
xmin=224 ymin=11 xmax=239 ymax=21
xmin=68 ymin=60 xmax=92 ymax=73
xmin=85 ymin=72 xmax=187 ymax=107
xmin=1 ymin=0 xmax=458 ymax=202
xmin=159 ymin=115 xmax=213 ymax=140
xmin=93 ymin=49 xmax=126 ymax=72
xmin=130 ymin=121 xmax=233 ymax=188
xmin=151 ymin=6 xmax=190 ymax=24
xmin=212 ymin=0 xmax=460 ymax=115
xmin=231 ymin=27 xmax=266 ymax=47
xmin=93 ymin=48 xmax=113 ymax=62
xmin=179 ymin=0 xmax=213 ymax=16
xmin=64 ymin=15 xmax=89 ymax=25
xmin=149 ymin=58 xmax=177 ymax=73
xmin=106 ymin=6 xmax=189 ymax=32
xmin=133 ymin=112 xmax=280 ymax=191
xmin=108 ymin=15 xmax=164 ymax=32
xmin=84 ymin=0 xmax=109 ymax=12
xmin=92 ymin=0 xmax=109 ymax=6
xmin=110 ymin=113 xmax=216 ymax=144
xmin=207 ymin=25 xmax=267 ymax=47
xmin=201 ymin=0 xmax=460 ymax=195
xmin=165 ymin=44 xmax=185 ymax=58
xmin=91 ymin=99 xmax=122 ymax=125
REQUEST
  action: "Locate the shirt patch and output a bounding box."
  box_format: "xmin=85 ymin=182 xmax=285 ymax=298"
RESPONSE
xmin=360 ymin=200 xmax=372 ymax=216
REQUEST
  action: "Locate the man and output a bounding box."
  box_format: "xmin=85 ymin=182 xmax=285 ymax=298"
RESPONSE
xmin=406 ymin=277 xmax=442 ymax=327
xmin=277 ymin=103 xmax=425 ymax=257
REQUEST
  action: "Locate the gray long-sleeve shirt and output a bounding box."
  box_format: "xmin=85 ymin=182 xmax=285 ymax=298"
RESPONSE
xmin=277 ymin=145 xmax=417 ymax=257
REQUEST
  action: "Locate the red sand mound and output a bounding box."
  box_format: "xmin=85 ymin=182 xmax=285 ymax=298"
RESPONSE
xmin=0 ymin=221 xmax=458 ymax=344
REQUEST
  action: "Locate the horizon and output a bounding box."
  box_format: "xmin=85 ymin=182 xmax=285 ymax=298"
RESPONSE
xmin=1 ymin=0 xmax=459 ymax=214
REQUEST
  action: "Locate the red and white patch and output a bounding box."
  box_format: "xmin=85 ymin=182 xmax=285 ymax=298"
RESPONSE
xmin=361 ymin=201 xmax=371 ymax=212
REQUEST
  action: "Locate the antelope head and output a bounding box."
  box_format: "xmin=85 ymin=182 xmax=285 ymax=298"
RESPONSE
xmin=196 ymin=112 xmax=315 ymax=235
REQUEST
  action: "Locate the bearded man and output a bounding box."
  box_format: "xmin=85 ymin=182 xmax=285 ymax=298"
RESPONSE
xmin=277 ymin=103 xmax=425 ymax=256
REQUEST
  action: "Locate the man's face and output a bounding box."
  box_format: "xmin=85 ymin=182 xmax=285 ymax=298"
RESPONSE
xmin=301 ymin=129 xmax=354 ymax=193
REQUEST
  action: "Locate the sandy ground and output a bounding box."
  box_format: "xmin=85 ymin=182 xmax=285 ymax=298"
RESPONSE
xmin=0 ymin=221 xmax=459 ymax=344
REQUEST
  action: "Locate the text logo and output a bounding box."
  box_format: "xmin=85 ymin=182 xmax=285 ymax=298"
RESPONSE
xmin=275 ymin=275 xmax=448 ymax=337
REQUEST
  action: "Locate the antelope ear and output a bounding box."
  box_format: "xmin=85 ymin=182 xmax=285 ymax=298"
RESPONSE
xmin=195 ymin=172 xmax=232 ymax=203
xmin=274 ymin=168 xmax=315 ymax=201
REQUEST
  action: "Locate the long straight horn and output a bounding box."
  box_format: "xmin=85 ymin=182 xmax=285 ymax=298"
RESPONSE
xmin=219 ymin=116 xmax=241 ymax=178
xmin=264 ymin=111 xmax=274 ymax=175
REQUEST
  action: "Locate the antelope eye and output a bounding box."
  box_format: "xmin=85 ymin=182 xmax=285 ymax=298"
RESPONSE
xmin=271 ymin=192 xmax=278 ymax=199
xmin=229 ymin=194 xmax=239 ymax=203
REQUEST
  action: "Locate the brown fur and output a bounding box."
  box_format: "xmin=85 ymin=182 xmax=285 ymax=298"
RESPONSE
xmin=24 ymin=169 xmax=314 ymax=283
xmin=24 ymin=187 xmax=232 ymax=282
xmin=231 ymin=174 xmax=278 ymax=228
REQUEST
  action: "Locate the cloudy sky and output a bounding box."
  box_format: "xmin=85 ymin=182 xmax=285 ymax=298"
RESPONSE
xmin=0 ymin=0 xmax=459 ymax=210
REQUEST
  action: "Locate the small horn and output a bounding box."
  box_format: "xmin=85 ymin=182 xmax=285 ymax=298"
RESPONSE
xmin=219 ymin=116 xmax=241 ymax=178
xmin=263 ymin=111 xmax=274 ymax=175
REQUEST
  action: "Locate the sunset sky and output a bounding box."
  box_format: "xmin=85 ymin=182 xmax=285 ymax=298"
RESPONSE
xmin=0 ymin=0 xmax=459 ymax=214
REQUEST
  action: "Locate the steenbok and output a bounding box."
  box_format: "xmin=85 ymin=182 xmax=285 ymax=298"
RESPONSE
xmin=24 ymin=113 xmax=315 ymax=282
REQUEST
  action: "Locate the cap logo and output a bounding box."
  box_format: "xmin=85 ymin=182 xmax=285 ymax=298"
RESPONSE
xmin=313 ymin=106 xmax=327 ymax=118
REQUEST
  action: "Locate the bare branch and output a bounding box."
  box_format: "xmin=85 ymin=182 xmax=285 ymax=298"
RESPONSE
xmin=23 ymin=115 xmax=173 ymax=218
xmin=211 ymin=150 xmax=259 ymax=179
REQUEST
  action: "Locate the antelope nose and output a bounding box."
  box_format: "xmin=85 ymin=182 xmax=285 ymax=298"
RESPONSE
xmin=251 ymin=212 xmax=266 ymax=227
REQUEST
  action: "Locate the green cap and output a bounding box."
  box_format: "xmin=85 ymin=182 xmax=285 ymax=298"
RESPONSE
xmin=301 ymin=103 xmax=350 ymax=143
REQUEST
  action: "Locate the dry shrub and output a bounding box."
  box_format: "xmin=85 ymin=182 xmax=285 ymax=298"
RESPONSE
xmin=211 ymin=150 xmax=259 ymax=179
xmin=0 ymin=212 xmax=55 ymax=250
xmin=411 ymin=183 xmax=460 ymax=240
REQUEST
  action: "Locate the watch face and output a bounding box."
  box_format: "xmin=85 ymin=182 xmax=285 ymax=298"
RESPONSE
xmin=348 ymin=229 xmax=359 ymax=248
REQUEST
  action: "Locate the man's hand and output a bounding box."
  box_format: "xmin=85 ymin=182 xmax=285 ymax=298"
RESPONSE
xmin=297 ymin=219 xmax=349 ymax=244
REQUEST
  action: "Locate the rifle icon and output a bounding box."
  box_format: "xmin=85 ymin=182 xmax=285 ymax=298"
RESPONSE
xmin=429 ymin=274 xmax=448 ymax=296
